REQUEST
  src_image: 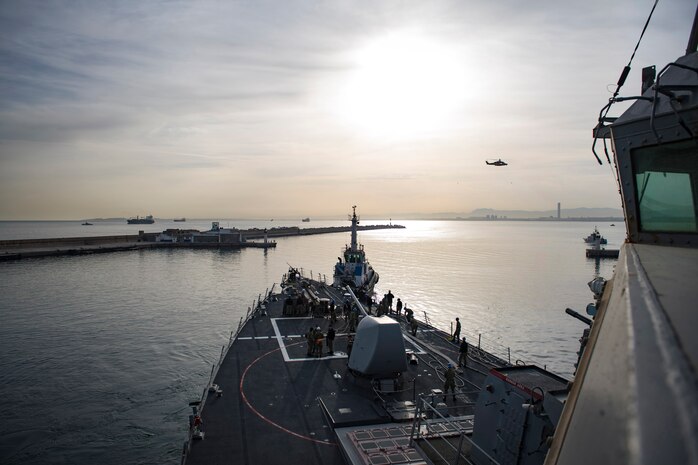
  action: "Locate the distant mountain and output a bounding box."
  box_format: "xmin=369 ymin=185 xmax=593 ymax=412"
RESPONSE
xmin=467 ymin=207 xmax=623 ymax=219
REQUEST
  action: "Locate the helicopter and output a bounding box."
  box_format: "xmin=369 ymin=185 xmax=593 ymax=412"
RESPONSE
xmin=485 ymin=158 xmax=508 ymax=166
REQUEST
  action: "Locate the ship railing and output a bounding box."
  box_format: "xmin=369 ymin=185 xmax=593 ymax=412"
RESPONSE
xmin=417 ymin=313 xmax=536 ymax=368
xmin=409 ymin=393 xmax=500 ymax=465
xmin=466 ymin=330 xmax=538 ymax=367
xmin=182 ymin=282 xmax=277 ymax=464
xmin=422 ymin=311 xmax=433 ymax=329
xmin=305 ymin=269 xmax=328 ymax=285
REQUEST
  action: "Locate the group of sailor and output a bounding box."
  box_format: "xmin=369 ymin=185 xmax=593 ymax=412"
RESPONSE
xmin=305 ymin=324 xmax=336 ymax=357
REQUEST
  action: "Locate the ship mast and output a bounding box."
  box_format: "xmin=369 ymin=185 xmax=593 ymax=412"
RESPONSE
xmin=350 ymin=205 xmax=359 ymax=252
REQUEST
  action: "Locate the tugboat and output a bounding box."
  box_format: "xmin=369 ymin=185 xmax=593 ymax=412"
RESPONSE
xmin=332 ymin=206 xmax=379 ymax=295
xmin=582 ymin=226 xmax=607 ymax=244
xmin=126 ymin=215 xmax=154 ymax=224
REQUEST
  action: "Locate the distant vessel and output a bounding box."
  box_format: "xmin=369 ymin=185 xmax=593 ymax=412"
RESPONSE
xmin=174 ymin=218 xmax=186 ymax=222
xmin=333 ymin=206 xmax=379 ymax=295
xmin=302 ymin=217 xmax=310 ymax=222
xmin=81 ymin=222 xmax=92 ymax=226
xmin=583 ymin=226 xmax=607 ymax=244
xmin=127 ymin=215 xmax=154 ymax=224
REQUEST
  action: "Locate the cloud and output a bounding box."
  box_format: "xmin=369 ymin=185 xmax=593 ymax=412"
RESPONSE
xmin=0 ymin=0 xmax=695 ymax=219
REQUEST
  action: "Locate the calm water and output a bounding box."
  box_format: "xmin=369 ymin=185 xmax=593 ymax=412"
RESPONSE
xmin=0 ymin=220 xmax=624 ymax=464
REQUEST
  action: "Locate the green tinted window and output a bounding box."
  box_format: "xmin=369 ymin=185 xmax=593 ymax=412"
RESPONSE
xmin=632 ymin=140 xmax=698 ymax=232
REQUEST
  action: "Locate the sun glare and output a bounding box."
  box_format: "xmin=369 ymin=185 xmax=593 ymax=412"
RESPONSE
xmin=334 ymin=32 xmax=468 ymax=139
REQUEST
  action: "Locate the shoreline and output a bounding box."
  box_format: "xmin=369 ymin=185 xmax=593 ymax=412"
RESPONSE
xmin=0 ymin=224 xmax=404 ymax=261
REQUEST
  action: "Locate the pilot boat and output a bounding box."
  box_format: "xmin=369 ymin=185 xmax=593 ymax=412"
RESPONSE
xmin=582 ymin=226 xmax=607 ymax=244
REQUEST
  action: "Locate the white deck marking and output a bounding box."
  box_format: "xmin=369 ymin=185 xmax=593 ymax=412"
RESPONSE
xmin=402 ymin=333 xmax=428 ymax=355
xmin=270 ymin=318 xmax=292 ymax=361
xmin=242 ymin=319 xmax=427 ymax=362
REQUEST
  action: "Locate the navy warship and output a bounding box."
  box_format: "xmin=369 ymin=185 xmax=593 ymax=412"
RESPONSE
xmin=181 ymin=207 xmax=570 ymax=465
xmin=181 ymin=6 xmax=698 ymax=464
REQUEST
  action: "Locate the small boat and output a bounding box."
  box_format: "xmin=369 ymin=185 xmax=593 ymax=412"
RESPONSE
xmin=583 ymin=226 xmax=607 ymax=244
xmin=81 ymin=222 xmax=92 ymax=226
xmin=301 ymin=217 xmax=310 ymax=222
xmin=174 ymin=218 xmax=186 ymax=222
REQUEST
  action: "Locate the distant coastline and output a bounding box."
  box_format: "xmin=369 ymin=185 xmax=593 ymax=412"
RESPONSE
xmin=433 ymin=216 xmax=624 ymax=222
xmin=0 ymin=207 xmax=625 ymax=223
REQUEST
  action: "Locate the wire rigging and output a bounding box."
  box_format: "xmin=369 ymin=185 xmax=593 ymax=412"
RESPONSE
xmin=592 ymin=0 xmax=660 ymax=165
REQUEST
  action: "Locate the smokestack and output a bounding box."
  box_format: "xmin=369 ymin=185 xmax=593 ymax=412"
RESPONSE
xmin=557 ymin=202 xmax=561 ymax=219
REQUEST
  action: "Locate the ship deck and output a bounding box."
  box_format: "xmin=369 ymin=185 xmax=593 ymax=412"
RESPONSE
xmin=183 ymin=278 xmax=507 ymax=465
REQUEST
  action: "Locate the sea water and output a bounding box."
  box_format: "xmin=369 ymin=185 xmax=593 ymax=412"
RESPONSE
xmin=0 ymin=220 xmax=623 ymax=464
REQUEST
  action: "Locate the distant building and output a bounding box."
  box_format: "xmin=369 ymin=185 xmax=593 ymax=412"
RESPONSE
xmin=191 ymin=222 xmax=244 ymax=244
xmin=557 ymin=202 xmax=561 ymax=219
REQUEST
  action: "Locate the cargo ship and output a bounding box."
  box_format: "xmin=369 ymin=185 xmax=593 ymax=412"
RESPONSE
xmin=126 ymin=215 xmax=154 ymax=224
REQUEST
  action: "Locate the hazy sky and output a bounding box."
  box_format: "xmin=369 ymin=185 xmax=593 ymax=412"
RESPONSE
xmin=0 ymin=1 xmax=694 ymax=219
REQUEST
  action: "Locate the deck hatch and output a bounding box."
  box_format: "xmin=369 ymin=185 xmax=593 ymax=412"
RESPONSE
xmin=360 ymin=441 xmax=378 ymax=452
xmin=368 ymin=455 xmax=390 ymax=465
xmin=376 ymin=439 xmax=395 ymax=449
xmin=387 ymin=452 xmax=407 ymax=463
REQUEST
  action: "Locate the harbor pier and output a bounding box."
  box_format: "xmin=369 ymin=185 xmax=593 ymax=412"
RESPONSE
xmin=0 ymin=224 xmax=403 ymax=261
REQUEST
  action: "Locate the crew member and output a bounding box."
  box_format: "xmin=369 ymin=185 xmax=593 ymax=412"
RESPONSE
xmin=306 ymin=326 xmax=315 ymax=356
xmin=458 ymin=337 xmax=469 ymax=368
xmin=410 ymin=317 xmax=418 ymax=336
xmin=314 ymin=326 xmax=323 ymax=357
xmin=452 ymin=317 xmax=461 ymax=342
xmin=326 ymin=325 xmax=336 ymax=355
xmin=405 ymin=307 xmax=413 ymax=322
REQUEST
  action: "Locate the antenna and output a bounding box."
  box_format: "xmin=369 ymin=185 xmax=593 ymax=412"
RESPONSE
xmin=687 ymin=3 xmax=698 ymax=55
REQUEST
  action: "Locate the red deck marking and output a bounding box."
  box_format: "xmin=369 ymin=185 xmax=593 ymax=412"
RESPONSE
xmin=239 ymin=342 xmax=338 ymax=446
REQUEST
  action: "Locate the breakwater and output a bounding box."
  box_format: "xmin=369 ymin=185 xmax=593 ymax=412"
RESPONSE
xmin=0 ymin=224 xmax=404 ymax=261
xmin=241 ymin=224 xmax=404 ymax=239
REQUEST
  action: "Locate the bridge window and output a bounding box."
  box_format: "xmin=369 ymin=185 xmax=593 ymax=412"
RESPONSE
xmin=632 ymin=139 xmax=698 ymax=233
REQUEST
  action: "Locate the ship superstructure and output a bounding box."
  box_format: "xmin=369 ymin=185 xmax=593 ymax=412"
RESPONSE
xmin=546 ymin=7 xmax=698 ymax=465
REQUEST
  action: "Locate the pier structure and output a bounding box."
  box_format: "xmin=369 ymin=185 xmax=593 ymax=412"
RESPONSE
xmin=0 ymin=224 xmax=404 ymax=261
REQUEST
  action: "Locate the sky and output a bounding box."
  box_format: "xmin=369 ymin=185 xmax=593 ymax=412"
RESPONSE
xmin=0 ymin=0 xmax=695 ymax=220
